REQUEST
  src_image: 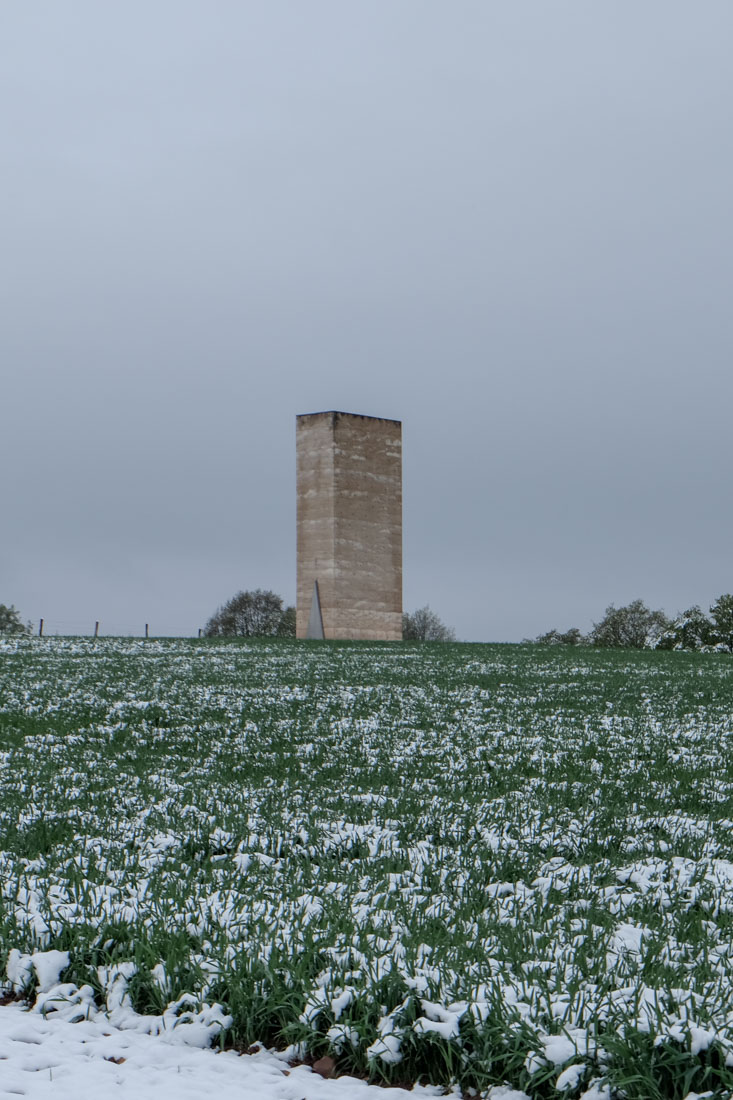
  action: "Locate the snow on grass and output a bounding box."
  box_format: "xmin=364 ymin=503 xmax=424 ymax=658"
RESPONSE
xmin=2 ymin=636 xmax=733 ymax=1097
xmin=0 ymin=999 xmax=463 ymax=1099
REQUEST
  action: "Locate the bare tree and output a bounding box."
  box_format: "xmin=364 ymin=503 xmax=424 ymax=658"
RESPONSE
xmin=204 ymin=590 xmax=294 ymax=637
xmin=402 ymin=606 xmax=456 ymax=642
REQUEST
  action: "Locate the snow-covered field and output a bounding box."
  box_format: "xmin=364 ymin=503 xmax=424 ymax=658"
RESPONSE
xmin=0 ymin=992 xmax=470 ymax=1100
xmin=2 ymin=636 xmax=733 ymax=1098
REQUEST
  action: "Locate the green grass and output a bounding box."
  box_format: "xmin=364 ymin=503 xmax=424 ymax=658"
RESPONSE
xmin=2 ymin=636 xmax=733 ymax=1097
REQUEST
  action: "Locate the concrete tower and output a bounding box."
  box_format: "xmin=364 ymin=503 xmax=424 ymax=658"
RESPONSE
xmin=296 ymin=411 xmax=402 ymax=640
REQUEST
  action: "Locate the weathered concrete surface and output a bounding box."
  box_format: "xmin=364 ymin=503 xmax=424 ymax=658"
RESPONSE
xmin=296 ymin=411 xmax=402 ymax=640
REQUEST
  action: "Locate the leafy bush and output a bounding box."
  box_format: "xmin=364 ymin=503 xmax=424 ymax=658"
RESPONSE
xmin=0 ymin=604 xmax=30 ymax=636
xmin=204 ymin=590 xmax=295 ymax=637
xmin=710 ymin=594 xmax=733 ymax=651
xmin=655 ymin=596 xmax=733 ymax=652
xmin=588 ymin=599 xmax=669 ymax=649
xmin=656 ymin=606 xmax=715 ymax=651
xmin=534 ymin=627 xmax=585 ymax=646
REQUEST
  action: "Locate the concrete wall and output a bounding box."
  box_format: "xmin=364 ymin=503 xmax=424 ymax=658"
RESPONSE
xmin=296 ymin=411 xmax=402 ymax=640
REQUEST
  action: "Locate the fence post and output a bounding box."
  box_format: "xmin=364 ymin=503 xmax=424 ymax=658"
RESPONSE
xmin=145 ymin=623 xmax=149 ymax=639
xmin=39 ymin=618 xmax=44 ymax=637
xmin=94 ymin=621 xmax=99 ymax=638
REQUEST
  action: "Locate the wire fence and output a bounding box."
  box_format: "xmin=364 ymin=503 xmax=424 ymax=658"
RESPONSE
xmin=35 ymin=620 xmax=203 ymax=638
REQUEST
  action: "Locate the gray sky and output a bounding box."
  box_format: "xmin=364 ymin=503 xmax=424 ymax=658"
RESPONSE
xmin=3 ymin=2 xmax=733 ymax=641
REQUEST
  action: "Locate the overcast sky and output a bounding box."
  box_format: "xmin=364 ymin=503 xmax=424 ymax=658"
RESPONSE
xmin=3 ymin=2 xmax=733 ymax=641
